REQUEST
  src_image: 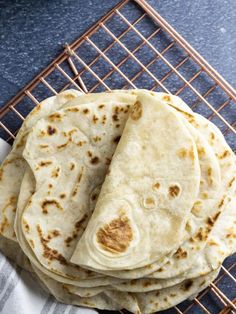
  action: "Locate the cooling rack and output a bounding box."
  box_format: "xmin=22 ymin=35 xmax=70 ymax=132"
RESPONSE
xmin=0 ymin=0 xmax=235 ymax=313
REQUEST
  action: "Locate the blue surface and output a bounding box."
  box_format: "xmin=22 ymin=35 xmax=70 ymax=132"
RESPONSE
xmin=0 ymin=0 xmax=235 ymax=109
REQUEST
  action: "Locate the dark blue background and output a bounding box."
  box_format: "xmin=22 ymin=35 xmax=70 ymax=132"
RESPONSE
xmin=0 ymin=0 xmax=235 ymax=109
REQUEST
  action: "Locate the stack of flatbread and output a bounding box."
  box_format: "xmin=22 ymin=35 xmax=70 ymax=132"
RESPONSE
xmin=0 ymin=89 xmax=235 ymax=313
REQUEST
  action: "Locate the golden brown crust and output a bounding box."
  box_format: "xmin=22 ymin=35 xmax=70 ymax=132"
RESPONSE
xmin=97 ymin=215 xmax=133 ymax=253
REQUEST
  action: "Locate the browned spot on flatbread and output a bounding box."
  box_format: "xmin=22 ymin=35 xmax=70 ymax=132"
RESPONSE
xmin=87 ymin=151 xmax=92 ymax=158
xmin=228 ymin=177 xmax=235 ymax=188
xmin=0 ymin=216 xmax=9 ymax=234
xmin=60 ymin=193 xmax=66 ymax=199
xmin=38 ymin=130 xmax=46 ymax=137
xmin=145 ymin=197 xmax=155 ymax=205
xmin=39 ymin=161 xmax=52 ymax=167
xmin=48 ymin=184 xmax=53 ymax=189
xmin=0 ymin=197 xmax=17 ymax=230
xmin=207 ymin=167 xmax=212 ymax=177
xmin=64 ymin=93 xmax=76 ymax=101
xmin=197 ymin=146 xmax=206 ymax=157
xmin=210 ymin=132 xmax=215 ymax=140
xmin=98 ymin=104 xmax=105 ymax=109
xmin=177 ymin=148 xmax=187 ymax=158
xmin=65 ymin=107 xmax=79 ymax=112
xmin=39 ymin=144 xmax=49 ymax=148
xmin=218 ymin=197 xmax=225 ymax=209
xmin=212 ymin=211 xmax=221 ymax=222
xmin=57 ymin=141 xmax=70 ymax=149
xmin=142 ymin=280 xmax=152 ymax=287
xmin=92 ymin=115 xmax=99 ymax=124
xmin=177 ymin=147 xmax=195 ymax=160
xmin=77 ymin=141 xmax=86 ymax=147
xmin=207 ymin=167 xmax=213 ymax=186
xmin=65 ymin=214 xmax=88 ymax=247
xmin=51 ymin=167 xmax=60 ymax=178
xmin=169 ymin=104 xmax=194 ymax=119
xmin=41 ymin=199 xmax=63 ymax=214
xmin=129 ymin=279 xmax=137 ymax=286
xmin=91 ymin=193 xmax=98 ymax=201
xmin=36 ymin=224 xmax=67 ymax=265
xmin=72 ymin=169 xmax=83 ymax=197
xmin=70 ymin=163 xmax=75 ymax=170
xmin=189 ymin=147 xmax=195 ymax=160
xmin=97 ymin=215 xmax=133 ymax=253
xmin=217 ymin=150 xmax=231 ymax=159
xmin=48 ymin=113 xmax=62 ymax=121
xmin=144 ymin=264 xmax=153 ymax=270
xmin=102 ymin=115 xmax=107 ymax=125
xmin=169 ymin=185 xmax=180 ymax=198
xmin=93 ymin=136 xmax=101 ymax=143
xmin=83 ymin=108 xmax=89 ymax=114
xmin=90 ymin=156 xmax=99 ymax=165
xmin=22 ymin=219 xmax=30 ymax=233
xmin=47 ymin=229 xmax=61 ymax=241
xmin=153 ymin=182 xmax=160 ymax=190
xmin=195 ymin=227 xmax=209 ymax=242
xmin=47 ymin=125 xmax=57 ymax=135
xmin=112 ymin=114 xmax=119 ymax=122
xmin=114 ymin=106 xmax=120 ymax=114
xmin=208 ymin=240 xmax=218 ymax=246
xmin=226 ymin=230 xmax=236 ymax=239
xmin=113 ymin=136 xmax=121 ymax=144
xmin=178 ymin=147 xmax=195 ymax=161
xmin=201 ymin=192 xmax=208 ymax=199
xmin=206 ymin=217 xmax=215 ymax=227
xmin=174 ymin=247 xmax=187 ymax=259
xmin=200 ymin=279 xmax=206 ymax=287
xmin=130 ymin=101 xmax=142 ymax=120
xmin=182 ymin=279 xmax=193 ymax=291
xmin=162 ymin=94 xmax=171 ymax=102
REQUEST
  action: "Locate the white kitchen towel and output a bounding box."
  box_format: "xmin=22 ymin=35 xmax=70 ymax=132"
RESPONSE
xmin=0 ymin=138 xmax=97 ymax=314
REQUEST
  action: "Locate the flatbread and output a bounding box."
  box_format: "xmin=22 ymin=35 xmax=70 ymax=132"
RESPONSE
xmin=147 ymin=108 xmax=235 ymax=279
xmin=32 ymin=263 xmax=140 ymax=313
xmin=21 ymin=94 xmax=137 ymax=280
xmin=135 ymin=269 xmax=220 ymax=313
xmin=1 ymin=89 xmax=234 ymax=314
xmin=15 ymin=167 xmax=124 ymax=287
xmin=111 ymin=170 xmax=236 ymax=292
xmin=71 ymin=91 xmax=201 ymax=271
xmin=0 ymin=90 xmax=82 ymax=241
xmin=31 ymin=264 xmax=122 ymax=311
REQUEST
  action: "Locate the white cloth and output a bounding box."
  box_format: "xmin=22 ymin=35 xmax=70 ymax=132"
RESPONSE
xmin=0 ymin=138 xmax=97 ymax=314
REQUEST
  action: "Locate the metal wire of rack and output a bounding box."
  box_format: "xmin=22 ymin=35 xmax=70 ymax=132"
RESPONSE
xmin=0 ymin=0 xmax=235 ymax=313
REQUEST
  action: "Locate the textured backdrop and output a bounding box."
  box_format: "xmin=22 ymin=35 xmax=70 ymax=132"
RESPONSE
xmin=0 ymin=0 xmax=235 ymax=109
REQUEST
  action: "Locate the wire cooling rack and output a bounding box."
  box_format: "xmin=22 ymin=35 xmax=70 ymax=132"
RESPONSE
xmin=0 ymin=0 xmax=235 ymax=313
